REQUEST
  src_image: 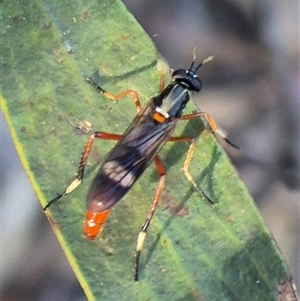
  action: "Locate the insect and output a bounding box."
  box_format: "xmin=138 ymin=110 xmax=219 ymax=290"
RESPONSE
xmin=44 ymin=51 xmax=238 ymax=281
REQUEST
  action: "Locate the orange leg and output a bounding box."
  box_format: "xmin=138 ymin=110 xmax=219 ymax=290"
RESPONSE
xmin=86 ymin=77 xmax=142 ymax=112
xmin=181 ymin=112 xmax=239 ymax=149
xmin=43 ymin=131 xmax=122 ymax=210
xmin=87 ymin=67 xmax=167 ymax=114
xmin=169 ymin=111 xmax=238 ymax=195
xmin=168 ymin=109 xmax=240 ymax=200
xmin=168 ymin=136 xmax=212 ymax=202
xmin=134 ymin=156 xmax=166 ymax=281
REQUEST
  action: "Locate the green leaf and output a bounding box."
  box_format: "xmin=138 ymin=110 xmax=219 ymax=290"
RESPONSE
xmin=1 ymin=0 xmax=290 ymax=300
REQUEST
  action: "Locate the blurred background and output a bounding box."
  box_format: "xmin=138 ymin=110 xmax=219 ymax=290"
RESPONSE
xmin=1 ymin=0 xmax=299 ymax=300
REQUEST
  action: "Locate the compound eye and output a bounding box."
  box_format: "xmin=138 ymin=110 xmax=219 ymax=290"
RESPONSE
xmin=190 ymin=77 xmax=202 ymax=92
xmin=172 ymin=69 xmax=186 ymax=81
xmin=172 ymin=69 xmax=202 ymax=92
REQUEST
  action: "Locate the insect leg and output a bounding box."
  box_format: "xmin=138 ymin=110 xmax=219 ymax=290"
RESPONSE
xmin=86 ymin=77 xmax=142 ymax=112
xmin=170 ymin=112 xmax=238 ymax=194
xmin=181 ymin=112 xmax=239 ymax=149
xmin=134 ymin=156 xmax=166 ymax=281
xmin=169 ymin=136 xmax=213 ymax=203
xmin=43 ymin=132 xmax=122 ymax=210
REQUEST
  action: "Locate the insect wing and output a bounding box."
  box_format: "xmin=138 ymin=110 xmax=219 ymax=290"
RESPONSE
xmin=86 ymin=101 xmax=178 ymax=212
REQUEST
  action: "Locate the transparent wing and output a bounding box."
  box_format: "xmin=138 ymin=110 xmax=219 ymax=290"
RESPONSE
xmin=86 ymin=101 xmax=178 ymax=211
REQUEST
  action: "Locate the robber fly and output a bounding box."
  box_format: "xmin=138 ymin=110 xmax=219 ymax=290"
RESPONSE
xmin=44 ymin=51 xmax=238 ymax=281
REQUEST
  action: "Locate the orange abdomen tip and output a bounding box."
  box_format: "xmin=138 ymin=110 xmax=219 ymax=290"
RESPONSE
xmin=84 ymin=210 xmax=110 ymax=240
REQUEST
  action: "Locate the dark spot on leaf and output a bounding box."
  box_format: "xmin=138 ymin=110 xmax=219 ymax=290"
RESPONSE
xmin=83 ymin=11 xmax=89 ymax=19
xmin=42 ymin=21 xmax=52 ymax=29
xmin=106 ymin=105 xmax=113 ymax=113
xmin=120 ymin=34 xmax=127 ymax=41
xmin=52 ymin=49 xmax=66 ymax=63
xmin=12 ymin=15 xmax=22 ymax=24
xmin=161 ymin=193 xmax=189 ymax=218
xmin=226 ymin=213 xmax=234 ymax=223
xmin=90 ymin=146 xmax=102 ymax=163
